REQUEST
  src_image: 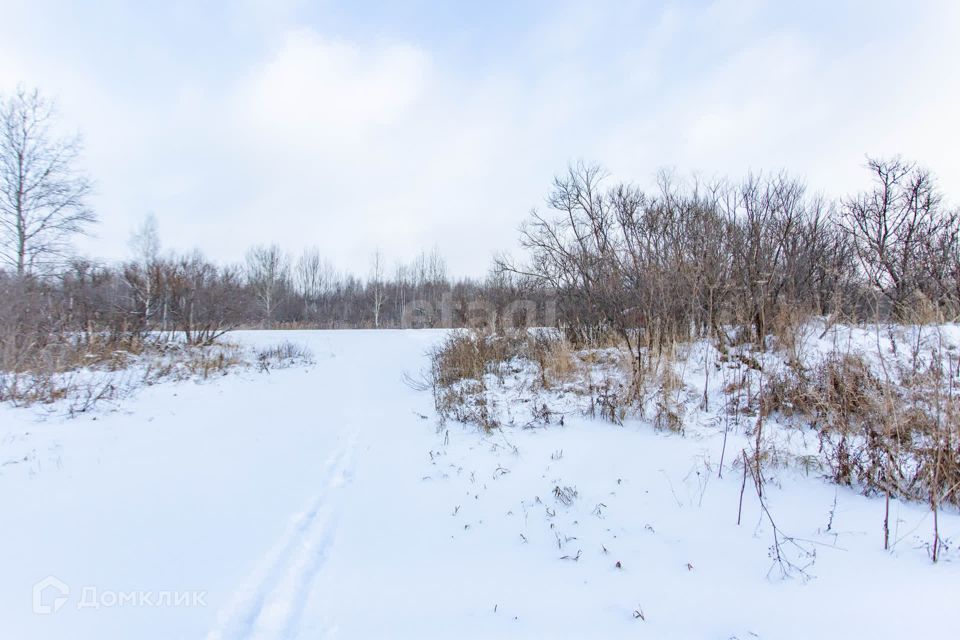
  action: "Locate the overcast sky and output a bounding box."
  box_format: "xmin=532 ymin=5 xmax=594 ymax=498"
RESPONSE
xmin=2 ymin=0 xmax=958 ymax=276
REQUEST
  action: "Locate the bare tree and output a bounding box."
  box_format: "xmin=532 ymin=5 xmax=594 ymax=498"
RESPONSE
xmin=130 ymin=213 xmax=160 ymax=265
xmin=295 ymin=246 xmax=337 ymax=319
xmin=245 ymin=244 xmax=290 ymax=323
xmin=393 ymin=261 xmax=410 ymax=321
xmin=162 ymin=251 xmax=245 ymax=344
xmin=126 ymin=213 xmax=161 ymax=327
xmin=841 ymin=156 xmax=957 ymax=317
xmin=370 ymin=248 xmax=386 ymax=328
xmin=0 ymin=87 xmax=95 ymax=274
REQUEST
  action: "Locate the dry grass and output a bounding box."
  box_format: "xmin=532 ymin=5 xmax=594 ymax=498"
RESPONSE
xmin=141 ymin=342 xmax=245 ymax=383
xmin=430 ymin=330 xmax=525 ymax=388
xmin=429 ymin=323 xmax=960 ymax=560
xmin=430 ymin=328 xmax=669 ymax=429
xmin=653 ymin=364 xmax=685 ymax=433
xmin=254 ymin=341 xmax=315 ymax=371
xmin=528 ymin=331 xmax=578 ymax=388
xmin=428 ymin=330 xmax=522 ymax=430
xmin=764 ymin=350 xmax=960 ymax=509
xmin=0 ymin=337 xmax=314 ymax=411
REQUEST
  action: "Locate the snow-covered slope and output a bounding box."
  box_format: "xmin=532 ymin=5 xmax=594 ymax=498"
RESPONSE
xmin=1 ymin=330 xmax=957 ymax=639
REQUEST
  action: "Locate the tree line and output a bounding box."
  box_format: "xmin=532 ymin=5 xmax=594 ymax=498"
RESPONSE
xmin=498 ymin=159 xmax=959 ymax=367
xmin=2 ymin=85 xmax=958 ymax=371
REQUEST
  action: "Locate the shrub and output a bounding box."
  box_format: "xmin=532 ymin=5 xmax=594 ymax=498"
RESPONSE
xmin=254 ymin=341 xmax=315 ymax=371
xmin=764 ymin=350 xmax=960 ymax=508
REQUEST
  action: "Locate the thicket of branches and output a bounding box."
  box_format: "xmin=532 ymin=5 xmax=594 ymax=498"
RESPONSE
xmin=499 ymin=158 xmax=960 ymax=357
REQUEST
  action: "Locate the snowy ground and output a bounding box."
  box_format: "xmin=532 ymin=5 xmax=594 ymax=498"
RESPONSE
xmin=1 ymin=330 xmax=957 ymax=639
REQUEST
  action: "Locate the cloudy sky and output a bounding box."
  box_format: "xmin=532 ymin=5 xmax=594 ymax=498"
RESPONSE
xmin=1 ymin=0 xmax=957 ymax=275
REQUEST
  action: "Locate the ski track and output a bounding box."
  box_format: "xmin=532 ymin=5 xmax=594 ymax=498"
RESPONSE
xmin=205 ymin=436 xmax=356 ymax=640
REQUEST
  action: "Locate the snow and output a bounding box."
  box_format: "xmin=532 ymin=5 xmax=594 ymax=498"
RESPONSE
xmin=1 ymin=329 xmax=958 ymax=639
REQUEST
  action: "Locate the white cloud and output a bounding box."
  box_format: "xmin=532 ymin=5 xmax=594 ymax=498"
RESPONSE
xmin=1 ymin=1 xmax=957 ymax=275
xmin=235 ymin=29 xmax=429 ymax=147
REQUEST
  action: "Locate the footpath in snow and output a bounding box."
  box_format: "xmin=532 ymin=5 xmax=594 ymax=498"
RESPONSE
xmin=1 ymin=330 xmax=957 ymax=639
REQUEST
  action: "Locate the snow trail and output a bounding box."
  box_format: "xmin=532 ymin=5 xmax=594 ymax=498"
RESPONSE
xmin=205 ymin=436 xmax=355 ymax=640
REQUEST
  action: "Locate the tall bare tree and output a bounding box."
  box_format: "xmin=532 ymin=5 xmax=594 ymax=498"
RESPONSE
xmin=0 ymin=87 xmax=95 ymax=275
xmin=295 ymin=246 xmax=336 ymax=318
xmin=370 ymin=248 xmax=386 ymax=328
xmin=841 ymin=156 xmax=957 ymax=317
xmin=126 ymin=213 xmax=162 ymax=326
xmin=245 ymin=244 xmax=290 ymax=323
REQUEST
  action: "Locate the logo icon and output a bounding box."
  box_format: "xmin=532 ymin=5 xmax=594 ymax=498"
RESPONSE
xmin=33 ymin=576 xmax=70 ymax=615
